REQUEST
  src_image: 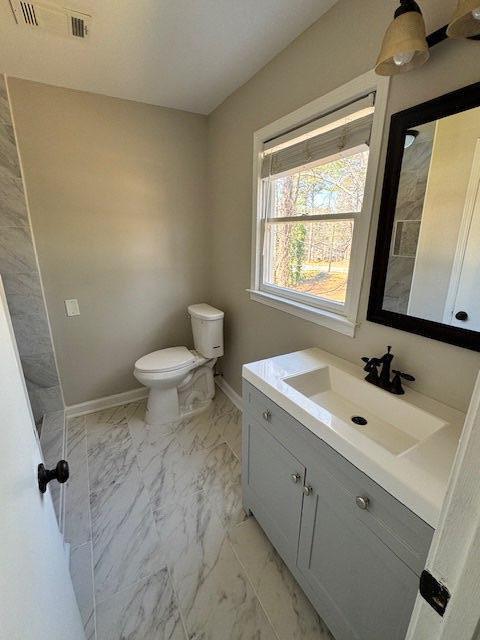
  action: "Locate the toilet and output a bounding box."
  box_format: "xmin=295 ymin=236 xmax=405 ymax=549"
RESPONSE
xmin=134 ymin=303 xmax=224 ymax=425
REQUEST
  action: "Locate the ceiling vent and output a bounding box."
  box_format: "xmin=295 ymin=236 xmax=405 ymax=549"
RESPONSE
xmin=8 ymin=1 xmax=91 ymax=38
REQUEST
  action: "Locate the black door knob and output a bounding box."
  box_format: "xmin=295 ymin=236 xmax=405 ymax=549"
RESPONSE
xmin=38 ymin=460 xmax=69 ymax=494
xmin=455 ymin=311 xmax=469 ymax=321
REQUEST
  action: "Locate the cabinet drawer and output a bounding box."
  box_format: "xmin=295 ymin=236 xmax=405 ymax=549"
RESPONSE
xmin=243 ymin=380 xmax=306 ymax=460
xmin=243 ymin=379 xmax=433 ymax=575
xmin=243 ymin=379 xmax=290 ymax=432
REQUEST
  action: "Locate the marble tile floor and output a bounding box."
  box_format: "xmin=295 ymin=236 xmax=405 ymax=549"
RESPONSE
xmin=66 ymin=388 xmax=334 ymax=640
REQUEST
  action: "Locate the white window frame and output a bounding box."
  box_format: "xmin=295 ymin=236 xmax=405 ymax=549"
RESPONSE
xmin=249 ymin=70 xmax=390 ymax=337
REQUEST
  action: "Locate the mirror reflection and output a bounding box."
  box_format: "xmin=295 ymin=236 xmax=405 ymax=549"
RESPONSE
xmin=382 ymin=104 xmax=480 ymax=331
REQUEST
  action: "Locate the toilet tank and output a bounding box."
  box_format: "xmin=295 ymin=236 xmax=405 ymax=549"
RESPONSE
xmin=188 ymin=303 xmax=224 ymax=359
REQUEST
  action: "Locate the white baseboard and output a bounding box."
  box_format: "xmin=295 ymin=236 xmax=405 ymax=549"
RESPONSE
xmin=215 ymin=376 xmax=243 ymax=412
xmin=66 ymin=387 xmax=148 ymax=418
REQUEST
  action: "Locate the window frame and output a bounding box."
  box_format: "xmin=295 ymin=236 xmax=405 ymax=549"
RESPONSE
xmin=249 ymin=70 xmax=390 ymax=337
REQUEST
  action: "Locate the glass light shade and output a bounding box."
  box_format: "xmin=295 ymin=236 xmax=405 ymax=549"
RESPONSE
xmin=447 ymin=0 xmax=480 ymax=38
xmin=404 ymin=130 xmax=418 ymax=148
xmin=375 ymin=10 xmax=429 ymax=76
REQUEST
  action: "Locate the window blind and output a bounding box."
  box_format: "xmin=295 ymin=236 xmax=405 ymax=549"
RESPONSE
xmin=261 ymin=93 xmax=375 ymax=179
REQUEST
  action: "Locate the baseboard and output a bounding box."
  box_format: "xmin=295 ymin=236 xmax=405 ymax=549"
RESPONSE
xmin=66 ymin=387 xmax=148 ymax=418
xmin=215 ymin=376 xmax=243 ymax=412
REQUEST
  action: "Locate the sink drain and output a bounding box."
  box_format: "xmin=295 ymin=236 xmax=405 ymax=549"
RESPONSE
xmin=351 ymin=416 xmax=368 ymax=426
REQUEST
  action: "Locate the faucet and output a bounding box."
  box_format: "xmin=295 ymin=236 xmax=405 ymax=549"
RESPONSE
xmin=361 ymin=346 xmax=415 ymax=395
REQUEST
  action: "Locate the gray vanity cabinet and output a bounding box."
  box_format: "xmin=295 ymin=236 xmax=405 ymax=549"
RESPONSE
xmin=242 ymin=380 xmax=434 ymax=640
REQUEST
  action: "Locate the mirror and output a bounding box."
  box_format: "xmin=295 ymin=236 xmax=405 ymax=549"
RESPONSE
xmin=368 ymin=81 xmax=480 ymax=351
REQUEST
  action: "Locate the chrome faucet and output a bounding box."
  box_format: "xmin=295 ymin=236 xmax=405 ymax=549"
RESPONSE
xmin=361 ymin=346 xmax=415 ymax=395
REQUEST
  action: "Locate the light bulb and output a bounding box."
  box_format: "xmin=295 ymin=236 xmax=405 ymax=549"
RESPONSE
xmin=472 ymin=7 xmax=480 ymax=20
xmin=393 ymin=50 xmax=415 ymax=66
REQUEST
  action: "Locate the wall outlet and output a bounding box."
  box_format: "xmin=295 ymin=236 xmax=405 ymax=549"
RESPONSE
xmin=65 ymin=299 xmax=80 ymax=317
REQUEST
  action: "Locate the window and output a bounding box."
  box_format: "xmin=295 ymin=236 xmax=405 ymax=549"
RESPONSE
xmin=250 ymin=72 xmax=389 ymax=336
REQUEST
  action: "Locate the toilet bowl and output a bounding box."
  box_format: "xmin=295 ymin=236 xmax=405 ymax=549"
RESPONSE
xmin=134 ymin=304 xmax=224 ymax=425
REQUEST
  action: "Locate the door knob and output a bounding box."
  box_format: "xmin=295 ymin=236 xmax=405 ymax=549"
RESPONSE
xmin=455 ymin=310 xmax=468 ymax=321
xmin=290 ymin=473 xmax=301 ymax=483
xmin=38 ymin=460 xmax=69 ymax=494
xmin=262 ymin=410 xmax=272 ymax=422
xmin=355 ymin=495 xmax=370 ymax=510
xmin=303 ymin=485 xmax=313 ymax=496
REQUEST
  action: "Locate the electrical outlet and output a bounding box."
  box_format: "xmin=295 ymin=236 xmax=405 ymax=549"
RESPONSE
xmin=65 ymin=299 xmax=80 ymax=317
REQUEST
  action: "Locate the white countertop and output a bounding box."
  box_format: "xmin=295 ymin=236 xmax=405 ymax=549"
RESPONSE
xmin=242 ymin=348 xmax=465 ymax=528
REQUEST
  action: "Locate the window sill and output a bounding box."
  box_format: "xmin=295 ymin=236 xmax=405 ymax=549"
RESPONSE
xmin=247 ymin=289 xmax=357 ymax=337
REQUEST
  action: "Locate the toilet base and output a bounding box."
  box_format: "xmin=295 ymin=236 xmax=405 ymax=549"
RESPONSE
xmin=146 ymin=386 xmax=179 ymax=425
xmin=145 ymin=364 xmax=215 ymax=425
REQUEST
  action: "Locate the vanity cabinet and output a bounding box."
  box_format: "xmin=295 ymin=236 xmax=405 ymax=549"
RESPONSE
xmin=242 ymin=380 xmax=434 ymax=640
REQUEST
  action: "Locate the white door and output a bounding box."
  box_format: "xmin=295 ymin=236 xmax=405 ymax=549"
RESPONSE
xmin=0 ymin=280 xmax=85 ymax=640
xmin=444 ymin=140 xmax=480 ymax=331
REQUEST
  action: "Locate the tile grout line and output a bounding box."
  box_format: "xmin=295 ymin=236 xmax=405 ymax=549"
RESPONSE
xmin=83 ymin=415 xmax=97 ymax=640
xmin=227 ymin=533 xmax=282 ymax=640
xmin=165 ymin=563 xmax=191 ymax=640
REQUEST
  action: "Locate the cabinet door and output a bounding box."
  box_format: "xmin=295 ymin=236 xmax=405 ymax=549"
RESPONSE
xmin=298 ymin=463 xmax=419 ymax=640
xmin=244 ymin=414 xmax=305 ymax=564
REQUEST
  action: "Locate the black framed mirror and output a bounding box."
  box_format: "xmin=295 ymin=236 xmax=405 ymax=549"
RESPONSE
xmin=368 ymin=81 xmax=480 ymax=352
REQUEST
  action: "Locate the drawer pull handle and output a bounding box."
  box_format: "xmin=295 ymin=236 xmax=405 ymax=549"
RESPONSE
xmin=291 ymin=473 xmax=301 ymax=483
xmin=303 ymin=485 xmax=313 ymax=496
xmin=262 ymin=410 xmax=272 ymax=422
xmin=355 ymin=496 xmax=370 ymax=510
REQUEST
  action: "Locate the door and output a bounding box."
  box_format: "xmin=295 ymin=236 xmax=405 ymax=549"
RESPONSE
xmin=406 ymin=371 xmax=480 ymax=640
xmin=298 ymin=462 xmax=418 ymax=640
xmin=245 ymin=415 xmax=305 ymax=564
xmin=444 ymin=140 xmax=480 ymax=330
xmin=0 ymin=280 xmax=85 ymax=640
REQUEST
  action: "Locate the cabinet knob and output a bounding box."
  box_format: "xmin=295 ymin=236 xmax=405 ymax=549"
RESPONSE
xmin=262 ymin=410 xmax=272 ymax=422
xmin=355 ymin=495 xmax=370 ymax=510
xmin=303 ymin=485 xmax=313 ymax=496
xmin=290 ymin=473 xmax=301 ymax=483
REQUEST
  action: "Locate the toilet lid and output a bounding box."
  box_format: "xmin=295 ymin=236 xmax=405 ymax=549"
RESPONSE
xmin=135 ymin=346 xmax=196 ymax=373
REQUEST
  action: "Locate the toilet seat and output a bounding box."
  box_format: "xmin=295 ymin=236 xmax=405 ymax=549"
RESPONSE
xmin=135 ymin=346 xmax=196 ymax=374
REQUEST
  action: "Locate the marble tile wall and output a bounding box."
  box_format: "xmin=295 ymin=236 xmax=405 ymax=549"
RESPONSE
xmin=383 ymin=125 xmax=435 ymax=314
xmin=0 ymin=75 xmax=63 ymax=424
xmin=66 ymin=390 xmax=335 ymax=640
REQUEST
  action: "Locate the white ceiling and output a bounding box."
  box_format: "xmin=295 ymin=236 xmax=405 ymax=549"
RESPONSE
xmin=0 ymin=0 xmax=337 ymax=114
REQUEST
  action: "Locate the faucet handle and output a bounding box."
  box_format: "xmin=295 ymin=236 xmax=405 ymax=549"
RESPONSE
xmin=362 ymin=357 xmax=381 ymax=384
xmin=392 ymin=370 xmax=415 ymax=382
xmin=391 ymin=370 xmax=415 ymax=395
xmin=361 ymin=356 xmax=380 ymax=372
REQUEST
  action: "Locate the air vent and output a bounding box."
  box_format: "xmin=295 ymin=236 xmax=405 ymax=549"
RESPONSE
xmin=8 ymin=1 xmax=91 ymax=38
xmin=71 ymin=15 xmax=85 ymax=38
xmin=19 ymin=2 xmax=38 ymax=25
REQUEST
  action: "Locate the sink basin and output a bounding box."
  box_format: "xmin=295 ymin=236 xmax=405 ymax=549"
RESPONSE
xmin=283 ymin=366 xmax=448 ymax=455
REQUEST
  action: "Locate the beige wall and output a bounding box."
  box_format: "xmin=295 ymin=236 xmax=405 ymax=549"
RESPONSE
xmin=207 ymin=0 xmax=480 ymax=413
xmin=9 ymin=79 xmax=209 ymax=405
xmin=409 ymin=108 xmax=480 ymax=321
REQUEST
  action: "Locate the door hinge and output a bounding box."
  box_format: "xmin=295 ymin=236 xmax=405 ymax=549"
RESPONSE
xmin=419 ymin=570 xmax=450 ymax=617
